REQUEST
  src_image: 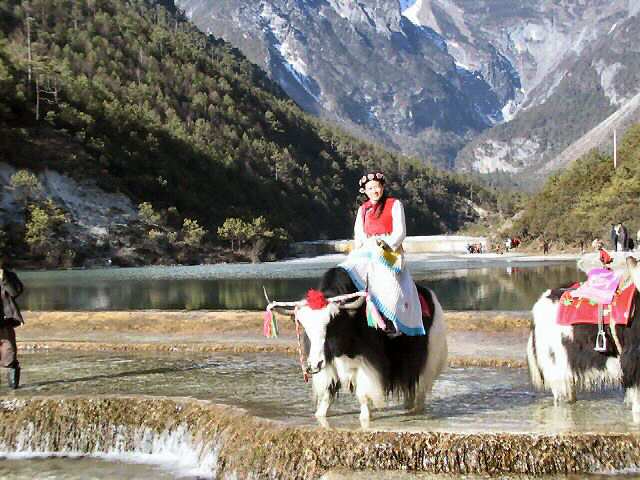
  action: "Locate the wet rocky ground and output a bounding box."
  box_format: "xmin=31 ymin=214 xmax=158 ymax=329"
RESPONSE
xmin=17 ymin=309 xmax=531 ymax=367
xmin=5 ymin=309 xmax=640 ymax=478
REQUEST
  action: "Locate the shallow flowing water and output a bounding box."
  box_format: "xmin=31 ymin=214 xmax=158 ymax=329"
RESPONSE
xmin=3 ymin=351 xmax=640 ymax=478
xmin=6 ymin=254 xmax=631 ymax=478
xmin=17 ymin=261 xmax=582 ymax=311
xmin=3 ymin=458 xmax=640 ymax=480
xmin=5 ymin=351 xmax=639 ymax=433
xmin=0 ymin=456 xmax=203 ymax=479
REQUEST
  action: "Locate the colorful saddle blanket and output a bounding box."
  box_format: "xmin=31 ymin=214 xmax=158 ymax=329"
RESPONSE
xmin=556 ymin=282 xmax=636 ymax=326
xmin=571 ymin=268 xmax=620 ymax=304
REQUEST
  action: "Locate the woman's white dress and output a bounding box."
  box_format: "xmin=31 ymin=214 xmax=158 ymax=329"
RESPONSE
xmin=339 ymin=201 xmax=425 ymax=336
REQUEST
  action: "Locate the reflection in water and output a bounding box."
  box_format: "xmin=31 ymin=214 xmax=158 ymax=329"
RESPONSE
xmin=19 ymin=277 xmax=316 ymax=311
xmin=17 ymin=263 xmax=584 ymax=311
xmin=422 ymin=264 xmax=584 ymax=311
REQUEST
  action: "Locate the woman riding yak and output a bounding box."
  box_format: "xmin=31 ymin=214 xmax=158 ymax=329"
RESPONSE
xmin=339 ymin=171 xmax=425 ymax=336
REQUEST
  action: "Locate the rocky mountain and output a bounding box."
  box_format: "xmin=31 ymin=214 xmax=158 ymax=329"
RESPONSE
xmin=541 ymin=91 xmax=640 ymax=176
xmin=452 ymin=1 xmax=640 ymax=176
xmin=1 ymin=0 xmax=499 ymax=267
xmin=178 ymin=0 xmax=639 ymax=175
xmin=179 ymin=0 xmax=521 ymax=169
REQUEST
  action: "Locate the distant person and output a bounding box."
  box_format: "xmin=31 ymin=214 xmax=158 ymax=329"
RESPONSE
xmin=592 ymin=238 xmax=612 ymax=267
xmin=0 ymin=256 xmax=23 ymax=389
xmin=543 ymin=239 xmax=550 ymax=255
xmin=592 ymin=238 xmax=604 ymax=250
xmin=621 ymin=223 xmax=631 ymax=251
xmin=611 ymin=222 xmax=630 ymax=251
xmin=467 ymin=243 xmax=482 ymax=254
xmin=637 ymin=229 xmax=640 ymax=251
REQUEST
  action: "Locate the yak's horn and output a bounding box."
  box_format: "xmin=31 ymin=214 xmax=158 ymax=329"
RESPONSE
xmin=263 ymin=286 xmax=271 ymax=304
xmin=272 ymin=306 xmax=297 ymax=317
xmin=339 ymin=296 xmax=366 ymax=310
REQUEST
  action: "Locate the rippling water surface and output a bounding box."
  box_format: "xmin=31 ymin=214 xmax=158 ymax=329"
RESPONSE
xmin=4 ymin=351 xmax=640 ymax=478
xmin=4 ymin=458 xmax=640 ymax=479
xmin=5 ymin=351 xmax=638 ymax=433
xmin=0 ymin=456 xmax=202 ymax=479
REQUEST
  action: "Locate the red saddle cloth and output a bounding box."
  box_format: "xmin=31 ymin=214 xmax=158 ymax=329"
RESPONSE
xmin=418 ymin=292 xmax=432 ymax=318
xmin=556 ymin=283 xmax=636 ymax=326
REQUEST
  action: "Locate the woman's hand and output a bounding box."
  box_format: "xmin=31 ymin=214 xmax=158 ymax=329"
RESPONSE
xmin=376 ymin=238 xmax=391 ymax=251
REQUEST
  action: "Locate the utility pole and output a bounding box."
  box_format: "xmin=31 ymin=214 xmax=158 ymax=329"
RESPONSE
xmin=614 ymin=129 xmax=617 ymax=169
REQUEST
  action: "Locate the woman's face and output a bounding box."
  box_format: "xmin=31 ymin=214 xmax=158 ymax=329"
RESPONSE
xmin=364 ymin=180 xmax=384 ymax=203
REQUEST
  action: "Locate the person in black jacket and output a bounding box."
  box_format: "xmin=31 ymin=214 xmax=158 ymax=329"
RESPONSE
xmin=611 ymin=223 xmax=631 ymax=251
xmin=0 ymin=256 xmax=23 ymax=389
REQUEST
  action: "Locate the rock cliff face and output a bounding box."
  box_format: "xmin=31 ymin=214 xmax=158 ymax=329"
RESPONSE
xmin=178 ymin=0 xmax=639 ymax=175
xmin=179 ymin=0 xmax=519 ymax=169
xmin=447 ymin=0 xmax=640 ymax=175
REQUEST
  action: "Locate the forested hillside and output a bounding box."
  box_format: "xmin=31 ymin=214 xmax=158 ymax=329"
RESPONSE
xmin=0 ymin=0 xmax=499 ymax=260
xmin=513 ymin=124 xmax=640 ymax=245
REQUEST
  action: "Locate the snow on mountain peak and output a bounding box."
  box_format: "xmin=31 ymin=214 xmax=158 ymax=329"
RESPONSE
xmin=400 ymin=0 xmax=417 ymax=12
xmin=402 ymin=0 xmax=423 ymax=25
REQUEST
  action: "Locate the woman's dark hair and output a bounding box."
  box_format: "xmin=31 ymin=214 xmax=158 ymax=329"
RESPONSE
xmin=370 ymin=192 xmax=388 ymax=218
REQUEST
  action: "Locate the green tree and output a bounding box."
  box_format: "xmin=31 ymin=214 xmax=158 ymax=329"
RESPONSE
xmin=0 ymin=0 xmax=503 ymax=266
xmin=10 ymin=170 xmax=42 ymax=207
xmin=217 ymin=217 xmax=250 ymax=251
xmin=138 ymin=202 xmax=161 ymax=226
xmin=182 ymin=218 xmax=206 ymax=247
xmin=25 ymin=199 xmax=68 ymax=255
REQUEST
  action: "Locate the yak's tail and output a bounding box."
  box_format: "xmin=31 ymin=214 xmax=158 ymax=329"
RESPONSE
xmin=527 ymin=332 xmax=545 ymax=390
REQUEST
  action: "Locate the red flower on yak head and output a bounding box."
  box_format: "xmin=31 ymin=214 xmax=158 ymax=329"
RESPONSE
xmin=307 ymin=289 xmax=329 ymax=310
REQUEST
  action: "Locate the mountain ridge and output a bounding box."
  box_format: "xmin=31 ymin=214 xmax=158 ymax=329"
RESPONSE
xmin=0 ymin=0 xmax=500 ymax=266
xmin=541 ymin=91 xmax=640 ymax=176
xmin=178 ymin=0 xmax=639 ymax=177
xmin=179 ymin=0 xmax=519 ymax=169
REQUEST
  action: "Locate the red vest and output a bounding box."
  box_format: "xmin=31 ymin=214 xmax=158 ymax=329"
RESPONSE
xmin=362 ymin=198 xmax=396 ymax=236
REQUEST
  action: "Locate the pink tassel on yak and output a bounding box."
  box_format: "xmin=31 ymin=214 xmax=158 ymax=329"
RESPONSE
xmin=263 ymin=309 xmax=279 ymax=338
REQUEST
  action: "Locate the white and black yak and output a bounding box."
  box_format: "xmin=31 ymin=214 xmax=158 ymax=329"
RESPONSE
xmin=269 ymin=267 xmax=447 ymax=426
xmin=527 ymin=256 xmax=640 ymax=413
